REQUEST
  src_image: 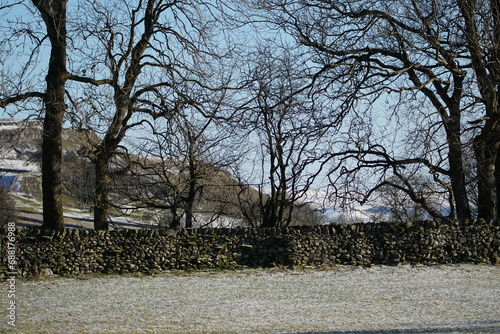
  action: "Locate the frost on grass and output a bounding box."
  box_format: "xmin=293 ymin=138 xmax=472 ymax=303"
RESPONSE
xmin=5 ymin=265 xmax=500 ymax=334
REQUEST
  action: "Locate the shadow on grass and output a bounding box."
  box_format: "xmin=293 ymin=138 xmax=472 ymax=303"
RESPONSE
xmin=289 ymin=320 xmax=500 ymax=333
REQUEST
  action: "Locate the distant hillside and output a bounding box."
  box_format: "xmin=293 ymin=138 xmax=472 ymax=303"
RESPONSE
xmin=0 ymin=118 xmax=42 ymax=168
xmin=0 ymin=118 xmax=101 ymax=228
xmin=0 ymin=118 xmax=295 ymax=229
xmin=2 ymin=120 xmax=409 ymax=228
xmin=0 ymin=118 xmax=99 ymax=166
xmin=2 ymin=120 xmax=404 ymax=228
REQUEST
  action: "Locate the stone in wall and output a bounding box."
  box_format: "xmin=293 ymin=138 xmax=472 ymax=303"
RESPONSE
xmin=1 ymin=219 xmax=498 ymax=277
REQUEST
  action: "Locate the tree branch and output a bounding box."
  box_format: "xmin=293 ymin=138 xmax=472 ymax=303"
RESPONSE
xmin=67 ymin=74 xmax=112 ymax=86
xmin=0 ymin=92 xmax=45 ymax=107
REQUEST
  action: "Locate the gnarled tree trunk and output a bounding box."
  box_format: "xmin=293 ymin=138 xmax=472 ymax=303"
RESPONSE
xmin=93 ymin=154 xmax=111 ymax=230
xmin=34 ymin=0 xmax=69 ymax=231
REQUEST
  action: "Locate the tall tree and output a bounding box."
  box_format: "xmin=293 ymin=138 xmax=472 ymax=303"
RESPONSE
xmin=0 ymin=0 xmax=69 ymax=230
xmin=69 ymin=0 xmax=229 ymax=230
xmin=238 ymin=47 xmax=333 ymax=227
xmin=243 ymin=0 xmax=498 ymax=220
xmin=34 ymin=0 xmax=68 ymax=231
xmin=457 ymin=0 xmax=500 ymax=220
xmin=122 ymin=109 xmax=241 ymax=228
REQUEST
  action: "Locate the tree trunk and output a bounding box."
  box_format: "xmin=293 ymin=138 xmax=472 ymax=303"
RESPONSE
xmin=496 ymin=149 xmax=500 ymax=219
xmin=261 ymin=202 xmax=277 ymax=228
xmin=34 ymin=0 xmax=69 ymax=231
xmin=184 ymin=200 xmax=194 ymax=228
xmin=41 ymin=103 xmax=65 ymax=231
xmin=447 ymin=124 xmax=471 ymax=221
xmin=94 ymin=156 xmax=110 ymax=230
xmin=456 ymin=0 xmax=499 ymax=220
xmin=185 ymin=148 xmax=198 ymax=228
xmin=169 ymin=204 xmax=181 ymax=228
xmin=474 ymin=136 xmax=498 ymax=220
xmin=184 ymin=179 xmax=196 ymax=228
xmin=92 ymin=101 xmax=128 ymax=230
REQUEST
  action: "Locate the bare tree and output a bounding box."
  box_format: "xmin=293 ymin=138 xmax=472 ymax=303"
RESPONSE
xmin=65 ymin=0 xmax=229 ymax=230
xmin=364 ymin=175 xmax=444 ymax=223
xmin=0 ymin=1 xmax=72 ymax=230
xmin=237 ymin=47 xmax=333 ymax=227
xmin=241 ymin=0 xmax=499 ymax=220
xmin=456 ymin=0 xmax=500 ymax=220
xmin=121 ymin=108 xmax=242 ymax=228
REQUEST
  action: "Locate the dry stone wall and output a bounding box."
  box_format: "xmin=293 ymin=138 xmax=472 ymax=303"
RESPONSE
xmin=1 ymin=219 xmax=499 ymax=277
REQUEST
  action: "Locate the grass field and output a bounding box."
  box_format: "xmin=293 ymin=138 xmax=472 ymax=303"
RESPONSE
xmin=1 ymin=265 xmax=499 ymax=333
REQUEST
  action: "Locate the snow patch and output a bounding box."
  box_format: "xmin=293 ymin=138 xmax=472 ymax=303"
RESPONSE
xmin=0 ymin=159 xmax=39 ymax=172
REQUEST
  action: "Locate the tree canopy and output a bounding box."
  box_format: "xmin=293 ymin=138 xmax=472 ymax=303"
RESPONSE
xmin=1 ymin=0 xmax=498 ymax=228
